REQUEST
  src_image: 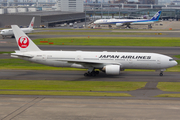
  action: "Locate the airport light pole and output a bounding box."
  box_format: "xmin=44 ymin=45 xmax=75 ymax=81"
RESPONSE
xmin=85 ymin=3 xmax=86 ymax=28
xmin=108 ymin=3 xmax=109 ymax=19
xmin=119 ymin=3 xmax=120 ymax=19
xmin=101 ymin=3 xmax=103 ymax=18
xmin=93 ymin=3 xmax=95 ymax=21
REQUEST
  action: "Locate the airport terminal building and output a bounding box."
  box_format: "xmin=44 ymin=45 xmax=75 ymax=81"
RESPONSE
xmin=0 ymin=11 xmax=85 ymax=28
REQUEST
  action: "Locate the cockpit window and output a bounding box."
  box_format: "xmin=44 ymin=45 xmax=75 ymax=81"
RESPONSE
xmin=169 ymin=59 xmax=175 ymax=61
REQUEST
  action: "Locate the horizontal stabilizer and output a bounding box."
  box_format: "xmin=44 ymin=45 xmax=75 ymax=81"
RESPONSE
xmin=11 ymin=53 xmax=33 ymax=58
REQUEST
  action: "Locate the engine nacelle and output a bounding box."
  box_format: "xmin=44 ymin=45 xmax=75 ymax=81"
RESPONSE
xmin=116 ymin=23 xmax=123 ymax=27
xmin=103 ymin=65 xmax=120 ymax=75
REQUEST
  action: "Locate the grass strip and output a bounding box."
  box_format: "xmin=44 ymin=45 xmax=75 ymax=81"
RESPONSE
xmin=157 ymin=82 xmax=180 ymax=92
xmin=0 ymin=91 xmax=131 ymax=97
xmin=0 ymin=59 xmax=179 ymax=72
xmin=0 ymin=80 xmax=146 ymax=91
xmin=155 ymin=94 xmax=180 ymax=98
xmin=174 ymin=55 xmax=180 ymax=59
xmin=31 ymin=32 xmax=156 ymax=35
xmin=33 ymin=37 xmax=180 ymax=47
xmin=0 ymin=51 xmax=14 ymax=54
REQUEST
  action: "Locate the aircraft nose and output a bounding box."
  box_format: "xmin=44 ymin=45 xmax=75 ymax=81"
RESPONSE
xmin=0 ymin=31 xmax=4 ymax=35
xmin=170 ymin=61 xmax=178 ymax=67
xmin=174 ymin=61 xmax=178 ymax=66
xmin=94 ymin=20 xmax=100 ymax=24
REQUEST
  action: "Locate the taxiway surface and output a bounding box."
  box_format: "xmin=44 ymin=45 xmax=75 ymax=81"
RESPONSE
xmin=1 ymin=97 xmax=180 ymax=120
xmin=1 ymin=70 xmax=180 ymax=99
xmin=0 ymin=70 xmax=179 ymax=82
xmin=0 ymin=29 xmax=180 ymax=119
xmin=0 ymin=30 xmax=180 ymax=57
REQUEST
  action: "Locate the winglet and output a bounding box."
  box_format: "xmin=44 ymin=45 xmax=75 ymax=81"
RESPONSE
xmin=11 ymin=25 xmax=41 ymax=52
xmin=150 ymin=11 xmax=161 ymax=21
xmin=28 ymin=17 xmax=35 ymax=29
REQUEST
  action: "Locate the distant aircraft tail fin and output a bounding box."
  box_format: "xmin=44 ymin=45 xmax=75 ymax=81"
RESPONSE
xmin=28 ymin=17 xmax=35 ymax=29
xmin=150 ymin=11 xmax=161 ymax=21
xmin=11 ymin=25 xmax=41 ymax=52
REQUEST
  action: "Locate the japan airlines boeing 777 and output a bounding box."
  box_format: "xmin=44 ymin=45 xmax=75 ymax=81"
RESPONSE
xmin=94 ymin=11 xmax=161 ymax=28
xmin=11 ymin=25 xmax=177 ymax=76
xmin=0 ymin=17 xmax=35 ymax=39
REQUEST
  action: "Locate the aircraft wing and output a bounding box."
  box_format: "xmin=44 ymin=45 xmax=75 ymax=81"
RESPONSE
xmin=55 ymin=59 xmax=121 ymax=66
xmin=121 ymin=22 xmax=132 ymax=25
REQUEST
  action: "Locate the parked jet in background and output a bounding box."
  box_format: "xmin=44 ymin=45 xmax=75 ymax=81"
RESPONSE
xmin=94 ymin=11 xmax=161 ymax=28
xmin=0 ymin=17 xmax=35 ymax=39
xmin=11 ymin=25 xmax=177 ymax=76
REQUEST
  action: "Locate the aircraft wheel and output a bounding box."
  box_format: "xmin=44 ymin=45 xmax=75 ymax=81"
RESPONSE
xmin=84 ymin=71 xmax=99 ymax=77
xmin=159 ymin=73 xmax=163 ymax=76
xmin=92 ymin=73 xmax=96 ymax=77
xmin=84 ymin=73 xmax=88 ymax=76
xmin=95 ymin=71 xmax=99 ymax=74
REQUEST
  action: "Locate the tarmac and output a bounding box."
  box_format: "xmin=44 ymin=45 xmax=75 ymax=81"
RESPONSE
xmin=0 ymin=28 xmax=180 ymax=119
xmin=1 ymin=97 xmax=180 ymax=120
xmin=1 ymin=70 xmax=180 ymax=99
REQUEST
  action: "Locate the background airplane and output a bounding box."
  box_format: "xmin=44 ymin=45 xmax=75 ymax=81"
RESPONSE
xmin=11 ymin=25 xmax=177 ymax=76
xmin=94 ymin=11 xmax=161 ymax=28
xmin=0 ymin=17 xmax=35 ymax=39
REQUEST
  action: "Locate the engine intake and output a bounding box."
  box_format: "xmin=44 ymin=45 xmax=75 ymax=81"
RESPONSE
xmin=103 ymin=65 xmax=120 ymax=75
xmin=116 ymin=23 xmax=123 ymax=27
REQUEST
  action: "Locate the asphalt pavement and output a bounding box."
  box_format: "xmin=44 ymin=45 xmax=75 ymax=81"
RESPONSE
xmin=1 ymin=97 xmax=180 ymax=120
xmin=0 ymin=29 xmax=180 ymax=120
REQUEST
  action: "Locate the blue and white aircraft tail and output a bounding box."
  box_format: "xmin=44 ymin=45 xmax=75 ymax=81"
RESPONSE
xmin=150 ymin=11 xmax=162 ymax=21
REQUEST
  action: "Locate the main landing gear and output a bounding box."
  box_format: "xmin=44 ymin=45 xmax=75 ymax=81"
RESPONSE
xmin=2 ymin=35 xmax=5 ymax=39
xmin=84 ymin=71 xmax=99 ymax=77
xmin=126 ymin=25 xmax=131 ymax=29
xmin=84 ymin=67 xmax=100 ymax=77
xmin=148 ymin=24 xmax=152 ymax=29
xmin=159 ymin=71 xmax=163 ymax=76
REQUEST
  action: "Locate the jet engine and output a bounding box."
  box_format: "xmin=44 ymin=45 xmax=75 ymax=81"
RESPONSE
xmin=103 ymin=65 xmax=120 ymax=75
xmin=116 ymin=23 xmax=123 ymax=27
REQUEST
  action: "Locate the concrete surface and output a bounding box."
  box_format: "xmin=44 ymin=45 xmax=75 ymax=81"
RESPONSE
xmin=1 ymin=97 xmax=180 ymax=120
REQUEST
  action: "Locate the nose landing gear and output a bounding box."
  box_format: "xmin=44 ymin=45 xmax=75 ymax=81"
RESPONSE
xmin=159 ymin=69 xmax=166 ymax=76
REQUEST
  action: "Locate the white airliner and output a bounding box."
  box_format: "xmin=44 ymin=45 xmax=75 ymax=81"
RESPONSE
xmin=11 ymin=25 xmax=177 ymax=76
xmin=94 ymin=11 xmax=161 ymax=28
xmin=0 ymin=17 xmax=35 ymax=38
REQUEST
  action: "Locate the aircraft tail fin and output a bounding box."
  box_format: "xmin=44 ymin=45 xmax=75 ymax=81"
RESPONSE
xmin=28 ymin=17 xmax=35 ymax=29
xmin=11 ymin=25 xmax=41 ymax=52
xmin=150 ymin=11 xmax=161 ymax=21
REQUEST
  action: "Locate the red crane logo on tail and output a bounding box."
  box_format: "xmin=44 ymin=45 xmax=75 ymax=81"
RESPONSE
xmin=31 ymin=22 xmax=34 ymax=27
xmin=18 ymin=36 xmax=29 ymax=48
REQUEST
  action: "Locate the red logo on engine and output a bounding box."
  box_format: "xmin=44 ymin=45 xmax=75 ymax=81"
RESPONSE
xmin=18 ymin=36 xmax=29 ymax=48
